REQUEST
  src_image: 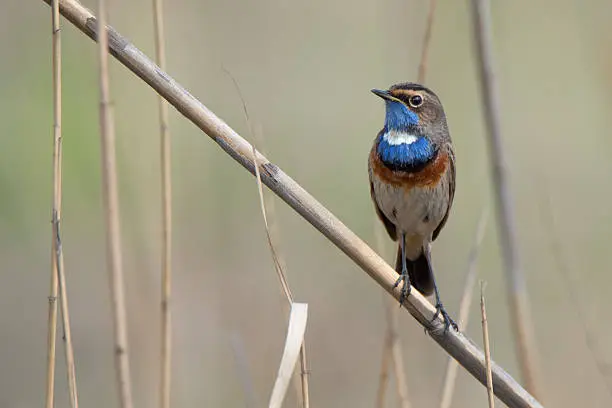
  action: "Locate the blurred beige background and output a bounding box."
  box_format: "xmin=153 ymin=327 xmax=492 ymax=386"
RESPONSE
xmin=1 ymin=0 xmax=612 ymax=407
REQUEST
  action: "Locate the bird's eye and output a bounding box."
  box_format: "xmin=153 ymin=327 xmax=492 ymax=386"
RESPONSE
xmin=408 ymin=94 xmax=423 ymax=108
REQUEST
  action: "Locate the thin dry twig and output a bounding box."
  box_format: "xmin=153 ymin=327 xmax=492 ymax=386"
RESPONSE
xmin=55 ymin=206 xmax=79 ymax=408
xmin=96 ymin=1 xmax=134 ymax=407
xmin=439 ymin=207 xmax=488 ymax=408
xmin=480 ymin=281 xmax=495 ymax=408
xmin=152 ymin=0 xmax=172 ymax=407
xmin=468 ymin=0 xmax=542 ymax=399
xmin=417 ymin=0 xmax=438 ymax=83
xmin=48 ymin=2 xmax=80 ymax=406
xmin=224 ymin=69 xmax=309 ymax=407
xmin=45 ymin=2 xmax=62 ymax=406
xmin=44 ymin=2 xmax=543 ymax=406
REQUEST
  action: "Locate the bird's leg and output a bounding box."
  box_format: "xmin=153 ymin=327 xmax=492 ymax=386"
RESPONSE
xmin=425 ymin=245 xmax=458 ymax=332
xmin=393 ymin=232 xmax=411 ymax=305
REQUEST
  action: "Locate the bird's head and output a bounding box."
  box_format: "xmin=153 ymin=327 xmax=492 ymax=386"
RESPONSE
xmin=372 ymin=83 xmax=450 ymax=171
xmin=371 ymin=82 xmax=449 ymax=145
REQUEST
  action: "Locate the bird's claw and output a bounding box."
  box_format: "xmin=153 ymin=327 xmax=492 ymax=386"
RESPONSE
xmin=431 ymin=301 xmax=458 ymax=333
xmin=393 ymin=274 xmax=411 ymax=306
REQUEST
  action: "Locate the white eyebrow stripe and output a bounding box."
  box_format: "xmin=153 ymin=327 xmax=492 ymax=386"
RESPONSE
xmin=383 ymin=131 xmax=419 ymax=146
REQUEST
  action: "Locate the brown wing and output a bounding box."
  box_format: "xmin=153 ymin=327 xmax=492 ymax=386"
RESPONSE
xmin=432 ymin=145 xmax=455 ymax=241
xmin=370 ymin=180 xmax=397 ymax=241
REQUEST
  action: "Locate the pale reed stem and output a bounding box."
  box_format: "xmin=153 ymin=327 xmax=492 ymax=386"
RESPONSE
xmin=152 ymin=0 xmax=173 ymax=407
xmin=97 ymin=1 xmax=134 ymax=407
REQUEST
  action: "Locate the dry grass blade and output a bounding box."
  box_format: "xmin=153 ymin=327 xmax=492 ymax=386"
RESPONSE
xmin=480 ymin=281 xmax=495 ymax=408
xmin=251 ymin=142 xmax=293 ymax=301
xmin=252 ymin=123 xmax=306 ymax=408
xmin=224 ymin=67 xmax=293 ymax=300
xmin=224 ymin=69 xmax=309 ymax=406
xmin=439 ymin=206 xmax=488 ymax=408
xmin=251 ymin=141 xmax=310 ymax=407
xmin=152 ymin=0 xmax=173 ymax=407
xmin=468 ymin=0 xmax=542 ymax=399
xmin=96 ymin=2 xmax=134 ymax=407
xmin=45 ymin=2 xmax=543 ymax=406
xmin=269 ymin=304 xmax=309 ymax=408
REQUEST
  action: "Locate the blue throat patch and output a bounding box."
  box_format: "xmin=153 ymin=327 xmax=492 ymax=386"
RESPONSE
xmin=377 ymin=100 xmax=436 ymax=171
xmin=385 ymin=100 xmax=419 ymax=130
xmin=377 ymin=134 xmax=436 ymax=172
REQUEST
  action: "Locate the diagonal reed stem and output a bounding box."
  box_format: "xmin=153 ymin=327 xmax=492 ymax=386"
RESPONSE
xmin=96 ymin=1 xmax=134 ymax=407
xmin=41 ymin=2 xmax=543 ymax=406
xmin=152 ymin=0 xmax=173 ymax=407
xmin=468 ymin=0 xmax=543 ymax=400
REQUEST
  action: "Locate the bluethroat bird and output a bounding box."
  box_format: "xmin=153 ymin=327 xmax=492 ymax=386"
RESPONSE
xmin=368 ymin=82 xmax=457 ymax=330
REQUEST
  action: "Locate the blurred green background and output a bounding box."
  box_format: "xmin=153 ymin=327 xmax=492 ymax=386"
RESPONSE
xmin=2 ymin=0 xmax=612 ymax=407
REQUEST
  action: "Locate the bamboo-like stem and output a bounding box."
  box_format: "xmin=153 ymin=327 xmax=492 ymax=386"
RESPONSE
xmin=48 ymin=2 xmax=80 ymax=406
xmin=468 ymin=0 xmax=542 ymax=399
xmin=480 ymin=281 xmax=495 ymax=408
xmin=45 ymin=2 xmax=62 ymax=406
xmin=42 ymin=2 xmax=543 ymax=406
xmin=152 ymin=0 xmax=172 ymax=407
xmin=439 ymin=207 xmax=488 ymax=408
xmin=96 ymin=1 xmax=134 ymax=407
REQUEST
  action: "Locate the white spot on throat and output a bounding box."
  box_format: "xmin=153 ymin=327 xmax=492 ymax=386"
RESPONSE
xmin=383 ymin=130 xmax=419 ymax=146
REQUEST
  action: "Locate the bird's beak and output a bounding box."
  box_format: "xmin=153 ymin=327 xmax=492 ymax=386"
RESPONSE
xmin=371 ymin=89 xmax=395 ymax=101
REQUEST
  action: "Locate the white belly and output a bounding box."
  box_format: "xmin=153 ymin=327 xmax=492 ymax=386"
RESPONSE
xmin=371 ymin=176 xmax=448 ymax=256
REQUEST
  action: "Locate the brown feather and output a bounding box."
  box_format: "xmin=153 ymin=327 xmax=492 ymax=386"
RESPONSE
xmin=369 ymin=143 xmax=449 ymax=190
xmin=433 ymin=144 xmax=455 ymax=241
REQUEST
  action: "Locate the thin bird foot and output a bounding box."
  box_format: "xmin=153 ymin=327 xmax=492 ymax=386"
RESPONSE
xmin=432 ymin=301 xmax=458 ymax=333
xmin=393 ymin=273 xmax=411 ymax=306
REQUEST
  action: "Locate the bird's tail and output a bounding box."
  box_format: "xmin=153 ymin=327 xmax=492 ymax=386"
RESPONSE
xmin=395 ymin=245 xmax=434 ymax=296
